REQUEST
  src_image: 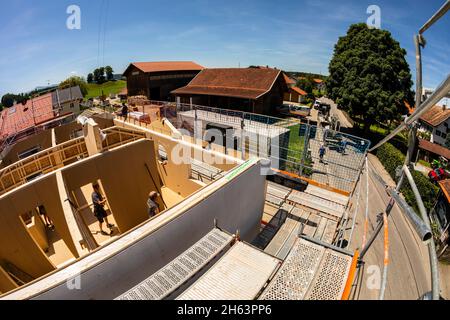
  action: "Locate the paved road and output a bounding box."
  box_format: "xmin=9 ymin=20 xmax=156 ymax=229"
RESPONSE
xmin=319 ymin=97 xmax=354 ymax=129
xmin=346 ymin=154 xmax=432 ymax=300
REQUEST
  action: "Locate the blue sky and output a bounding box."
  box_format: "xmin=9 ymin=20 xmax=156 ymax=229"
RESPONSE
xmin=0 ymin=0 xmax=449 ymax=98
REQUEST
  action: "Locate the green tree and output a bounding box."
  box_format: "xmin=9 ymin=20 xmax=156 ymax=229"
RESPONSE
xmin=59 ymin=76 xmax=88 ymax=96
xmin=87 ymin=73 xmax=94 ymax=84
xmin=1 ymin=93 xmax=29 ymax=108
xmin=1 ymin=94 xmax=16 ymax=108
xmin=93 ymin=67 xmax=106 ymax=84
xmin=105 ymin=66 xmax=114 ymax=81
xmin=326 ymin=23 xmax=414 ymax=131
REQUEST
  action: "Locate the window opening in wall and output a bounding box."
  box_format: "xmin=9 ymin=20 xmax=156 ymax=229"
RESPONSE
xmin=158 ymin=144 xmax=168 ymax=162
xmin=18 ymin=145 xmax=41 ymax=160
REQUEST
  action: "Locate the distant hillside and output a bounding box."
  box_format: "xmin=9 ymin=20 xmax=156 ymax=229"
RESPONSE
xmin=85 ymin=80 xmax=126 ymax=100
xmin=286 ymin=72 xmax=328 ymax=81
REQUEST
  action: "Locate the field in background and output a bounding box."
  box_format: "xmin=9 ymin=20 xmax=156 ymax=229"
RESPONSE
xmin=85 ymin=80 xmax=126 ymax=100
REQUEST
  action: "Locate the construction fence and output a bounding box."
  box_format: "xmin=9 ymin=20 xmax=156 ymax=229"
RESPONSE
xmin=121 ymin=101 xmax=371 ymax=193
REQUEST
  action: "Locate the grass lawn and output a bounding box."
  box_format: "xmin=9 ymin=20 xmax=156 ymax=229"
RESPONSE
xmin=287 ymin=124 xmax=305 ymax=161
xmin=418 ymin=159 xmax=431 ymax=168
xmin=85 ymin=80 xmax=126 ymax=100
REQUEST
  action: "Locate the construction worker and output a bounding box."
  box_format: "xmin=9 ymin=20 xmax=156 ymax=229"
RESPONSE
xmin=147 ymin=191 xmax=161 ymax=218
xmin=319 ymin=145 xmax=326 ymax=163
xmin=92 ymin=183 xmax=114 ymax=235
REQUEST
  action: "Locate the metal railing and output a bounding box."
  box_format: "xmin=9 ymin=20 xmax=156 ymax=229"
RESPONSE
xmin=118 ymin=100 xmax=370 ymax=194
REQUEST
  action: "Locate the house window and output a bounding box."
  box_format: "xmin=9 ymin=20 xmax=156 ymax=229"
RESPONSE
xmin=436 ymin=130 xmax=442 ymax=137
xmin=445 ymin=122 xmax=449 ymax=128
xmin=70 ymin=103 xmax=75 ymax=108
xmin=132 ymin=71 xmax=139 ymax=76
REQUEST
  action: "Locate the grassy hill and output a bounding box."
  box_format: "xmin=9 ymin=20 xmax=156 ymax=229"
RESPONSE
xmin=85 ymin=80 xmax=126 ymax=100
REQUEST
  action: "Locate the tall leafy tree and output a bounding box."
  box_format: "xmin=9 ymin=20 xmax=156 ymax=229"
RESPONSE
xmin=87 ymin=73 xmax=94 ymax=83
xmin=105 ymin=66 xmax=114 ymax=81
xmin=93 ymin=68 xmax=106 ymax=84
xmin=326 ymin=23 xmax=414 ymax=130
xmin=59 ymin=76 xmax=88 ymax=96
xmin=1 ymin=93 xmax=30 ymax=108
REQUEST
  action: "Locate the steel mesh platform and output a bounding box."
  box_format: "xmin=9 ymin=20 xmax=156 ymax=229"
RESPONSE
xmin=116 ymin=228 xmax=233 ymax=300
xmin=259 ymin=238 xmax=352 ymax=300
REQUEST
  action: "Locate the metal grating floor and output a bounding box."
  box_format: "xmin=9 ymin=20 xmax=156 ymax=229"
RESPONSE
xmin=116 ymin=228 xmax=233 ymax=300
xmin=259 ymin=238 xmax=352 ymax=300
xmin=177 ymin=242 xmax=281 ymax=300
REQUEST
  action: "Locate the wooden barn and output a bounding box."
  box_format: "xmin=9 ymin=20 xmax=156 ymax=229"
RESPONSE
xmin=171 ymin=67 xmax=287 ymax=115
xmin=122 ymin=61 xmax=204 ymax=101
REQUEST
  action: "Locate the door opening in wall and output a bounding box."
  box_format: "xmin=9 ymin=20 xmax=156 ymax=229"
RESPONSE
xmin=19 ymin=206 xmax=75 ymax=268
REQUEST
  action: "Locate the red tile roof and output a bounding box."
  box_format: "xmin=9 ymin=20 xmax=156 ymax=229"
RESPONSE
xmin=313 ymin=79 xmax=324 ymax=84
xmin=125 ymin=61 xmax=204 ymax=74
xmin=172 ymin=68 xmax=283 ymax=100
xmin=0 ymin=94 xmax=54 ymax=137
xmin=420 ymin=105 xmax=450 ymax=127
xmin=418 ymin=138 xmax=450 ymax=160
xmin=291 ymin=86 xmax=307 ymax=96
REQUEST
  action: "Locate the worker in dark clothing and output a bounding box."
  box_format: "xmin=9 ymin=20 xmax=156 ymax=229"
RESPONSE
xmin=319 ymin=145 xmax=326 ymax=163
xmin=121 ymin=103 xmax=129 ymax=121
xmin=38 ymin=205 xmax=54 ymax=230
xmin=92 ymin=183 xmax=114 ymax=235
xmin=147 ymin=191 xmax=161 ymax=218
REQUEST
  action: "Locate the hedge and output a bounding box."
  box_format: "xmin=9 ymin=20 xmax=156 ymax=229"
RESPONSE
xmin=376 ymin=143 xmax=439 ymax=212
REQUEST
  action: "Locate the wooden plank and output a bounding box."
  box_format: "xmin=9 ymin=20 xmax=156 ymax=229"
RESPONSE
xmin=322 ymin=220 xmax=338 ymax=244
xmin=314 ymin=218 xmax=328 ymax=240
xmin=264 ymin=218 xmax=298 ymax=257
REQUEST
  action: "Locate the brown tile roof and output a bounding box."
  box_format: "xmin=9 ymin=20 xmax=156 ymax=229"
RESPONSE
xmin=420 ymin=105 xmax=450 ymax=127
xmin=438 ymin=179 xmax=450 ymax=203
xmin=418 ymin=138 xmax=450 ymax=160
xmin=283 ymin=73 xmax=296 ymax=85
xmin=126 ymin=61 xmax=204 ymax=74
xmin=291 ymin=86 xmax=307 ymax=96
xmin=172 ymin=68 xmax=283 ymax=100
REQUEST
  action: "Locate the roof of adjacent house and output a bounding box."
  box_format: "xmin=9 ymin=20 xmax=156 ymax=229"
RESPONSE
xmin=124 ymin=61 xmax=204 ymax=75
xmin=0 ymin=94 xmax=54 ymax=137
xmin=283 ymin=73 xmax=296 ymax=85
xmin=313 ymin=79 xmax=324 ymax=84
xmin=418 ymin=138 xmax=450 ymax=160
xmin=52 ymin=86 xmax=83 ymax=105
xmin=291 ymin=86 xmax=307 ymax=96
xmin=0 ymin=86 xmax=83 ymax=139
xmin=420 ymin=105 xmax=450 ymax=127
xmin=172 ymin=68 xmax=283 ymax=100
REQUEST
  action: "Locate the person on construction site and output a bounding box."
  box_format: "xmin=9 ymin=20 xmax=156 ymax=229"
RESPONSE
xmin=92 ymin=183 xmax=115 ymax=235
xmin=204 ymin=136 xmax=216 ymax=151
xmin=319 ymin=145 xmax=326 ymax=163
xmin=147 ymin=191 xmax=161 ymax=218
xmin=38 ymin=205 xmax=54 ymax=231
xmin=120 ymin=103 xmax=129 ymax=121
